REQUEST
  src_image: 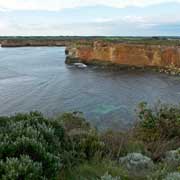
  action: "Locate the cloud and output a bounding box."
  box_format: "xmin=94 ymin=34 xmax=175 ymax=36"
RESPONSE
xmin=0 ymin=21 xmax=111 ymax=36
xmin=94 ymin=18 xmax=114 ymax=23
xmin=0 ymin=20 xmax=9 ymax=30
xmin=93 ymin=14 xmax=180 ymax=27
xmin=0 ymin=0 xmax=180 ymax=11
xmin=1 ymin=15 xmax=179 ymax=36
xmin=0 ymin=1 xmax=179 ymax=36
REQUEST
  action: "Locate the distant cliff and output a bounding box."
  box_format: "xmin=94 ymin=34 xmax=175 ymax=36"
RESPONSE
xmin=0 ymin=39 xmax=69 ymax=47
xmin=66 ymin=41 xmax=180 ymax=68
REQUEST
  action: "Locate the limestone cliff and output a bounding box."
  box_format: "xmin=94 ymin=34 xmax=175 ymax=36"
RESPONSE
xmin=66 ymin=41 xmax=180 ymax=68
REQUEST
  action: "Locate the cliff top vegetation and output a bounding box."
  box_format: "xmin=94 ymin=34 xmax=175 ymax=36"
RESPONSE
xmin=0 ymin=36 xmax=180 ymax=46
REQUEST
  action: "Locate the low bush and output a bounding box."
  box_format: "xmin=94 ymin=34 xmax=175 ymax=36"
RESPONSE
xmin=101 ymin=130 xmax=145 ymax=159
xmin=0 ymin=155 xmax=43 ymax=180
xmin=57 ymin=112 xmax=91 ymax=132
xmin=137 ymin=102 xmax=180 ymax=141
xmin=57 ymin=113 xmax=104 ymax=162
xmin=1 ymin=102 xmax=180 ymax=179
xmin=100 ymin=172 xmax=121 ymax=180
xmin=60 ymin=160 xmax=128 ymax=180
xmin=135 ymin=102 xmax=180 ymax=160
xmin=0 ymin=111 xmax=66 ymax=179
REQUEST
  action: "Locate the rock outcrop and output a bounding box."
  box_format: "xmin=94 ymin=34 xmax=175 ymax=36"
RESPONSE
xmin=66 ymin=41 xmax=180 ymax=68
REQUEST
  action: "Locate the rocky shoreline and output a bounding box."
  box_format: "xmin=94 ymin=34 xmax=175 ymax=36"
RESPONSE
xmin=65 ymin=41 xmax=180 ymax=76
xmin=1 ymin=38 xmax=180 ymax=76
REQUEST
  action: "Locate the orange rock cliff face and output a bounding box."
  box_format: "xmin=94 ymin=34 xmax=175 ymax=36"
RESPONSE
xmin=66 ymin=41 xmax=180 ymax=68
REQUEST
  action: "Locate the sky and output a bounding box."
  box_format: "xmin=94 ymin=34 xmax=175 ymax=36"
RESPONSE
xmin=0 ymin=0 xmax=180 ymax=36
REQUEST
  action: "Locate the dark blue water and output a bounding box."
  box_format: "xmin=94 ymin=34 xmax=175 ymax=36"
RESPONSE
xmin=0 ymin=47 xmax=180 ymax=130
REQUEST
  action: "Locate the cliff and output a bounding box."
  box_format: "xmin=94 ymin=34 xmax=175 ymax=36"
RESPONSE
xmin=0 ymin=38 xmax=93 ymax=47
xmin=0 ymin=39 xmax=69 ymax=47
xmin=66 ymin=41 xmax=180 ymax=68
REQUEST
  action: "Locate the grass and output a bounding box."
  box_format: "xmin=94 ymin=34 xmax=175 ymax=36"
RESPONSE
xmin=60 ymin=159 xmax=128 ymax=180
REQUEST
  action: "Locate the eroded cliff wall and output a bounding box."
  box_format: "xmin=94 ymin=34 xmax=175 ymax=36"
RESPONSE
xmin=66 ymin=41 xmax=180 ymax=68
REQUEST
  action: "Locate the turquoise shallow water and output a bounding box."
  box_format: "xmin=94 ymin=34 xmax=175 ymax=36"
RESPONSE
xmin=0 ymin=47 xmax=180 ymax=130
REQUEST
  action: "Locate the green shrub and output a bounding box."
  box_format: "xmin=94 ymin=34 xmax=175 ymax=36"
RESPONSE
xmin=100 ymin=172 xmax=121 ymax=180
xmin=0 ymin=155 xmax=44 ymax=180
xmin=146 ymin=163 xmax=169 ymax=180
xmin=57 ymin=113 xmax=104 ymax=161
xmin=0 ymin=112 xmax=66 ymax=179
xmin=135 ymin=102 xmax=180 ymax=160
xmin=147 ymin=162 xmax=180 ymax=180
xmin=137 ymin=102 xmax=180 ymax=141
xmin=164 ymin=172 xmax=180 ymax=180
xmin=58 ymin=112 xmax=91 ymax=132
xmin=61 ymin=160 xmax=128 ymax=180
xmin=101 ymin=131 xmax=145 ymax=158
xmin=1 ymin=103 xmax=180 ymax=179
